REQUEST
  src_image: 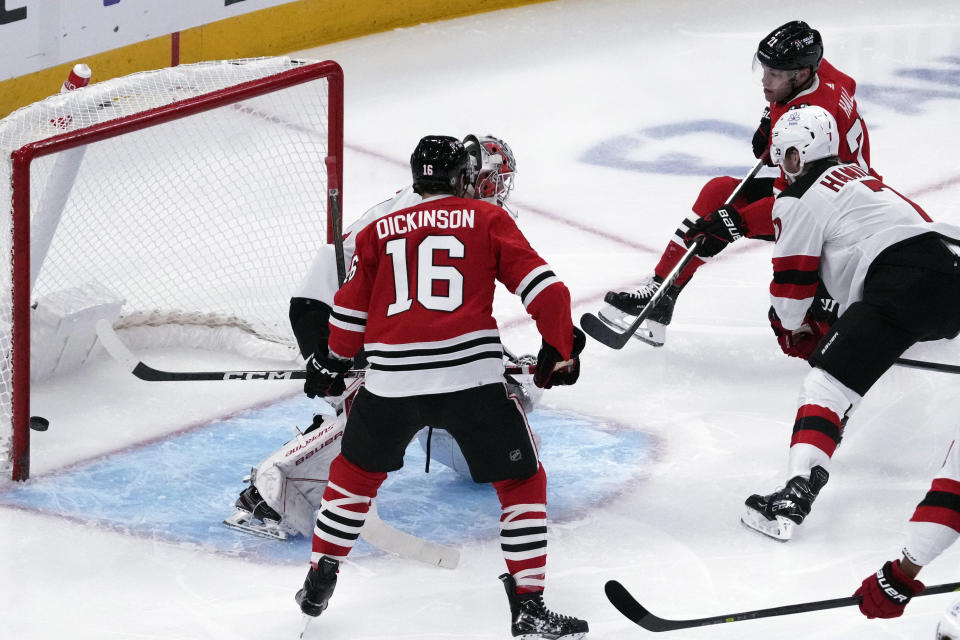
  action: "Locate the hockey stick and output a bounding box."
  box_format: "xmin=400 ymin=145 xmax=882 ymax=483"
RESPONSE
xmin=895 ymin=357 xmax=960 ymax=375
xmin=329 ymin=186 xmax=346 ymax=288
xmin=362 ymin=502 xmax=460 ymax=569
xmin=581 ymin=156 xmax=768 ymax=350
xmin=605 ymin=578 xmax=960 ymax=631
xmin=581 ymin=237 xmax=703 ymax=349
xmin=95 ymin=319 xmax=538 ymax=381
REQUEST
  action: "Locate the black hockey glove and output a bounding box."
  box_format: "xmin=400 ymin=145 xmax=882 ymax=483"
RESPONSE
xmin=752 ymin=106 xmax=772 ymax=163
xmin=303 ymin=351 xmax=352 ymax=399
xmin=682 ymin=205 xmax=746 ymax=258
xmin=534 ymin=327 xmax=586 ymax=389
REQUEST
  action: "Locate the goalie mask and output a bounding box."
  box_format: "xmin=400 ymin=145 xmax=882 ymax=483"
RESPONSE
xmin=769 ymin=105 xmax=838 ymax=181
xmin=463 ymin=134 xmax=517 ymax=209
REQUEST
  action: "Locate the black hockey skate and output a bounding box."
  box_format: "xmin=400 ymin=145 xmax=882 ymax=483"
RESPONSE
xmin=741 ymin=466 xmax=829 ymax=541
xmin=296 ymin=556 xmax=339 ymax=617
xmin=500 ymin=573 xmax=588 ymax=639
xmin=598 ymin=275 xmax=680 ymax=347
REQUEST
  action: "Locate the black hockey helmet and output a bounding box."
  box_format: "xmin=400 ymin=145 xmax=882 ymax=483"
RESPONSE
xmin=410 ymin=135 xmax=475 ymax=196
xmin=756 ymin=21 xmax=823 ymax=71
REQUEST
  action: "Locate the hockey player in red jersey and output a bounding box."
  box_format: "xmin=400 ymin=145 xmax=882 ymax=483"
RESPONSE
xmin=733 ymin=105 xmax=960 ymax=544
xmin=601 ymin=20 xmax=877 ymax=349
xmin=225 ymin=134 xmax=529 ymax=543
xmin=293 ymin=135 xmax=589 ymax=639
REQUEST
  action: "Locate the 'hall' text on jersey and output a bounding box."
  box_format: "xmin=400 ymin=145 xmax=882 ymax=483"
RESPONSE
xmin=769 ymin=59 xmax=876 ymax=187
xmin=328 ymin=194 xmax=574 ymax=396
xmin=741 ymin=60 xmax=878 ymax=237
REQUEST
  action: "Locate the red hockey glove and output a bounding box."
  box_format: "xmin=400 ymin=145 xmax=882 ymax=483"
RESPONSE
xmin=534 ymin=327 xmax=586 ymax=389
xmin=304 ymin=351 xmax=352 ymax=399
xmin=682 ymin=205 xmax=746 ymax=258
xmin=768 ymin=307 xmax=830 ymax=360
xmin=855 ymin=560 xmax=924 ymax=619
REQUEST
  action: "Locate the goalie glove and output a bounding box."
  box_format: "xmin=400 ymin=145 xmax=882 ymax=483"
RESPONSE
xmin=304 ymin=351 xmax=352 ymax=399
xmin=533 ymin=327 xmax=586 ymax=389
xmin=855 ymin=559 xmax=924 ymax=619
xmin=682 ymin=205 xmax=746 ymax=258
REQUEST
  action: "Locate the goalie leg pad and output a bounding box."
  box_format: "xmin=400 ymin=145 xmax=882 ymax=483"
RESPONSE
xmin=239 ymin=413 xmax=346 ymax=537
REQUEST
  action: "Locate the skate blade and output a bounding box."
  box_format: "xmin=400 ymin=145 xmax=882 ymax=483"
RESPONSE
xmin=516 ymin=634 xmax=586 ymax=640
xmin=740 ymin=508 xmax=795 ymax=542
xmin=597 ymin=306 xmax=666 ymax=347
xmin=223 ymin=510 xmax=290 ymax=540
xmin=300 ymin=614 xmax=313 ymax=639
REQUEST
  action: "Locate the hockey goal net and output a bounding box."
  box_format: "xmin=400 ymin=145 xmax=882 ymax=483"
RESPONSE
xmin=0 ymin=57 xmax=343 ymax=481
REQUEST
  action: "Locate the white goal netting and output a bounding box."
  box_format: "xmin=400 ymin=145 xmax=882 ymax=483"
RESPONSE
xmin=0 ymin=56 xmax=342 ymax=479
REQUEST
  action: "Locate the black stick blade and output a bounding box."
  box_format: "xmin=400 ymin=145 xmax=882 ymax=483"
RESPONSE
xmin=605 ymin=580 xmax=677 ymax=631
xmin=580 ymin=313 xmax=633 ymax=349
xmin=605 ymin=578 xmax=960 ymax=631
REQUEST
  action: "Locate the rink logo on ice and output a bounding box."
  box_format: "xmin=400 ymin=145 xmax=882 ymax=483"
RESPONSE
xmin=581 ymin=57 xmax=960 ymax=176
xmin=580 ymin=120 xmax=757 ymax=176
xmin=0 ymin=397 xmax=653 ymax=565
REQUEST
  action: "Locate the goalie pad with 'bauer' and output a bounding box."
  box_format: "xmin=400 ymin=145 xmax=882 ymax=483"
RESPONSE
xmin=249 ymin=411 xmax=345 ymax=537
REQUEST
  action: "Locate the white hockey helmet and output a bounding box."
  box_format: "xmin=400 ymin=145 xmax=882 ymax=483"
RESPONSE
xmin=769 ymin=105 xmax=839 ymax=180
xmin=463 ymin=134 xmax=517 ymax=209
xmin=936 ymin=598 xmax=960 ymax=639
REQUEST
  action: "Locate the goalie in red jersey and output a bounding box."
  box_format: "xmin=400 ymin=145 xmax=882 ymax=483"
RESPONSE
xmin=601 ymin=20 xmax=878 ymax=350
xmin=293 ymin=135 xmax=589 ymax=639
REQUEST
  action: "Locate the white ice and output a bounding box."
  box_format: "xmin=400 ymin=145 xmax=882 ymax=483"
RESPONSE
xmin=4 ymin=0 xmax=960 ymax=638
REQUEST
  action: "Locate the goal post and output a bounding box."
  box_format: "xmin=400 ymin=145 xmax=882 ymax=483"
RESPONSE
xmin=1 ymin=57 xmax=344 ymax=481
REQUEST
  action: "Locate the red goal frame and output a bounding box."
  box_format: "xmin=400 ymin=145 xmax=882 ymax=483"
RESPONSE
xmin=8 ymin=60 xmax=344 ymax=481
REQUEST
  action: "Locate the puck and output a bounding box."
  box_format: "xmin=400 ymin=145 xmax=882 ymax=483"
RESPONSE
xmin=29 ymin=416 xmax=49 ymax=432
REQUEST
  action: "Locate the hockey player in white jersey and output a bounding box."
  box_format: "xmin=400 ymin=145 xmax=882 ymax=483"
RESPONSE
xmin=225 ymin=134 xmax=528 ymax=542
xmin=712 ymin=106 xmax=960 ymax=542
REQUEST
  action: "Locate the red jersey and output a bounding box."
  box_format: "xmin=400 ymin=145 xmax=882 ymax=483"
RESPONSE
xmin=328 ymin=194 xmax=574 ymax=397
xmin=742 ymin=59 xmax=878 ymax=236
xmin=769 ymin=59 xmax=878 ymax=188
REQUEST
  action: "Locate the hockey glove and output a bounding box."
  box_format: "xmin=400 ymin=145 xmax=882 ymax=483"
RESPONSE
xmin=855 ymin=559 xmax=924 ymax=619
xmin=304 ymin=351 xmax=352 ymax=399
xmin=752 ymin=106 xmax=772 ymax=162
xmin=768 ymin=306 xmax=830 ymax=360
xmin=682 ymin=205 xmax=746 ymax=258
xmin=533 ymin=327 xmax=586 ymax=389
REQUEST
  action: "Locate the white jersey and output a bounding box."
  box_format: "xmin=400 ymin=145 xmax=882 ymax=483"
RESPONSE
xmin=770 ymin=161 xmax=960 ymax=330
xmin=294 ymin=186 xmax=423 ymax=306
